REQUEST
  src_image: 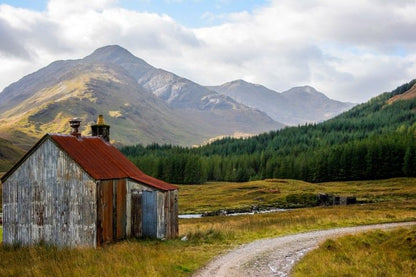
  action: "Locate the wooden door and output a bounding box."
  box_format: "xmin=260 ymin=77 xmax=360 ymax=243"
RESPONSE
xmin=131 ymin=190 xmax=142 ymax=238
xmin=142 ymin=190 xmax=157 ymax=238
xmin=97 ymin=180 xmax=127 ymax=245
xmin=97 ymin=180 xmax=113 ymax=245
xmin=115 ymin=179 xmax=126 ymax=240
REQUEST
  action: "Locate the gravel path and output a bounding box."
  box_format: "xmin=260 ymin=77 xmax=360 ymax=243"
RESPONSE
xmin=192 ymin=221 xmax=416 ymax=277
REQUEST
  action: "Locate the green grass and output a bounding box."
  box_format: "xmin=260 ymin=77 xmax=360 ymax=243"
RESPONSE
xmin=293 ymin=226 xmax=416 ymax=277
xmin=0 ymin=178 xmax=416 ymax=276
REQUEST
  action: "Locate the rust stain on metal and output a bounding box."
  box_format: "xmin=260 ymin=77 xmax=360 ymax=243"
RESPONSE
xmin=2 ymin=133 xmax=179 ymax=247
xmin=50 ymin=135 xmax=177 ymax=191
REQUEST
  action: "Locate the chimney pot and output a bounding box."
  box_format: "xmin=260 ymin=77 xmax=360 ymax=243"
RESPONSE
xmin=97 ymin=114 xmax=105 ymax=125
xmin=91 ymin=115 xmax=110 ymax=142
xmin=69 ymin=118 xmax=81 ymax=137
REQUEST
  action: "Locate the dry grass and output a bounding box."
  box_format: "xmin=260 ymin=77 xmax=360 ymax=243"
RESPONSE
xmin=180 ymin=200 xmax=416 ymax=244
xmin=1 ymin=178 xmax=416 ymax=276
xmin=293 ymin=226 xmax=416 ymax=276
xmin=0 ymin=239 xmax=223 ymax=277
xmin=1 ymin=201 xmax=415 ymax=276
xmin=178 ymin=178 xmax=416 ymax=214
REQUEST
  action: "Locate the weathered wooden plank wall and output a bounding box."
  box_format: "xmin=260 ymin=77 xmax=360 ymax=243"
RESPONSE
xmin=116 ymin=179 xmax=126 ymax=240
xmin=131 ymin=190 xmax=142 ymax=237
xmin=126 ymin=179 xmax=178 ymax=239
xmin=156 ymin=191 xmax=165 ymax=238
xmin=126 ymin=180 xmax=152 ymax=237
xmin=97 ymin=180 xmax=113 ymax=245
xmin=2 ymin=136 xmax=178 ymax=247
xmin=2 ymin=138 xmax=97 ymax=247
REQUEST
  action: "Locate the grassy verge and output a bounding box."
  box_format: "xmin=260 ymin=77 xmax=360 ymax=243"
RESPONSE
xmin=293 ymin=226 xmax=416 ymax=276
xmin=0 ymin=178 xmax=415 ymax=276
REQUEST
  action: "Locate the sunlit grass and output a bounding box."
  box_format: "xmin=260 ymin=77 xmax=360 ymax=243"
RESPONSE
xmin=180 ymin=200 xmax=416 ymax=244
xmin=1 ymin=201 xmax=415 ymax=276
xmin=293 ymin=226 xmax=416 ymax=277
xmin=1 ymin=178 xmax=416 ymax=276
xmin=178 ymin=178 xmax=416 ymax=214
xmin=0 ymin=239 xmax=224 ymax=277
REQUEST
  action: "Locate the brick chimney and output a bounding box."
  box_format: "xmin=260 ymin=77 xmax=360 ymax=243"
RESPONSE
xmin=91 ymin=114 xmax=110 ymax=142
xmin=69 ymin=118 xmax=81 ymax=137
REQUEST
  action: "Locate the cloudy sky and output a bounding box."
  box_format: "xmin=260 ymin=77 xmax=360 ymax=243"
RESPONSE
xmin=0 ymin=0 xmax=415 ymax=103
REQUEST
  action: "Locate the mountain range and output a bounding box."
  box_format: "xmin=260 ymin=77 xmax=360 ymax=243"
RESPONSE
xmin=120 ymin=79 xmax=416 ymax=184
xmin=208 ymin=80 xmax=355 ymax=125
xmin=0 ymin=45 xmax=353 ymax=153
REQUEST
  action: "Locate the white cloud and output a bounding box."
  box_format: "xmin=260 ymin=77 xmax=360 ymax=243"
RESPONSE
xmin=0 ymin=0 xmax=415 ymax=103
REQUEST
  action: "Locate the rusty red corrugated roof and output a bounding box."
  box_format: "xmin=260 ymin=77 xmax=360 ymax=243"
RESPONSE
xmin=50 ymin=134 xmax=177 ymax=191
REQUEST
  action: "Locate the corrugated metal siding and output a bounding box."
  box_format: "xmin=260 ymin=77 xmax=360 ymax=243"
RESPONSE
xmin=2 ymin=139 xmax=96 ymax=247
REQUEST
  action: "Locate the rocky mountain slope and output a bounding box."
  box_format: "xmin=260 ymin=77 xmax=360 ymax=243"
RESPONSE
xmin=0 ymin=137 xmax=25 ymax=172
xmin=0 ymin=45 xmax=282 ymax=150
xmin=209 ymin=80 xmax=355 ymax=125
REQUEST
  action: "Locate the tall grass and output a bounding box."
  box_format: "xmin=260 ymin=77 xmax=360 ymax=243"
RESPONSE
xmin=0 ymin=178 xmax=415 ymax=276
xmin=293 ymin=226 xmax=416 ymax=276
xmin=1 ymin=202 xmax=414 ymax=276
xmin=0 ymin=239 xmax=224 ymax=276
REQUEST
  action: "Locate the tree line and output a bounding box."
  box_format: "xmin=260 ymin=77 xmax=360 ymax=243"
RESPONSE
xmin=121 ymin=79 xmax=416 ymax=184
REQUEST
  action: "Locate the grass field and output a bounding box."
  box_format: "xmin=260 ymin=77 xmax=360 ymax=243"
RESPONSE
xmin=178 ymin=178 xmax=416 ymax=214
xmin=293 ymin=226 xmax=416 ymax=276
xmin=0 ymin=178 xmax=415 ymax=276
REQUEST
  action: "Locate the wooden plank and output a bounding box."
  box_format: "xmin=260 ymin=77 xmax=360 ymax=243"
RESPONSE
xmin=116 ymin=179 xmax=126 ymax=240
xmin=164 ymin=192 xmax=170 ymax=238
xmin=172 ymin=190 xmax=178 ymax=238
xmin=131 ymin=190 xmax=142 ymax=238
xmin=99 ymin=180 xmax=113 ymax=244
xmin=2 ymin=138 xmax=97 ymax=247
xmin=96 ymin=182 xmax=102 ymax=246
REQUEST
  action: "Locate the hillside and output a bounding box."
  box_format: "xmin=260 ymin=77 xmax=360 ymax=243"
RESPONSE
xmin=0 ymin=137 xmax=25 ymax=172
xmin=208 ymin=80 xmax=355 ymax=125
xmin=122 ymin=79 xmax=416 ymax=183
xmin=0 ymin=45 xmax=282 ymax=150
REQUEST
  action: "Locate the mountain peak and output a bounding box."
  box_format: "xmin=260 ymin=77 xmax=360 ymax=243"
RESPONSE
xmin=283 ymin=85 xmax=328 ymax=99
xmin=88 ymin=45 xmax=132 ymax=56
xmin=223 ymin=79 xmax=266 ymax=90
xmin=84 ymin=45 xmax=142 ymax=64
xmin=83 ymin=45 xmax=154 ymax=78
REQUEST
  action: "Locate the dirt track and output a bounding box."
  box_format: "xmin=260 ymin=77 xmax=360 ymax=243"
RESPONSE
xmin=192 ymin=221 xmax=416 ymax=277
